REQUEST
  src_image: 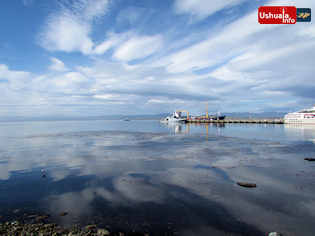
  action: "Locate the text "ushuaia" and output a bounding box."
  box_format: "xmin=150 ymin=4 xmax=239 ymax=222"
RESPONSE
xmin=258 ymin=6 xmax=297 ymax=24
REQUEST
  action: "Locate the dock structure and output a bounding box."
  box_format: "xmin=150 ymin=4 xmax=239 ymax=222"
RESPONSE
xmin=186 ymin=118 xmax=284 ymax=124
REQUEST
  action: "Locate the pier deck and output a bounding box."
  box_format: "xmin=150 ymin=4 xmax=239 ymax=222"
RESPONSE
xmin=186 ymin=119 xmax=284 ymax=124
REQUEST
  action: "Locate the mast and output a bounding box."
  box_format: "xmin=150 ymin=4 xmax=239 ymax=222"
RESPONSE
xmin=206 ymin=101 xmax=209 ymax=119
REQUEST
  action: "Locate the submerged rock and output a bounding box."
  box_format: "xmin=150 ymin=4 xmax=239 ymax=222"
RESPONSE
xmin=237 ymin=182 xmax=257 ymax=188
xmin=13 ymin=209 xmax=20 ymax=214
xmin=59 ymin=212 xmax=68 ymax=216
xmin=36 ymin=215 xmax=50 ymax=221
xmin=85 ymin=224 xmax=97 ymax=230
xmin=97 ymin=228 xmax=110 ymax=235
xmin=268 ymin=232 xmax=282 ymax=236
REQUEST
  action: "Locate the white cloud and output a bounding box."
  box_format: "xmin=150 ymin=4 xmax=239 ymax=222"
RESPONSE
xmin=147 ymin=98 xmax=186 ymax=104
xmin=39 ymin=13 xmax=93 ymax=54
xmin=38 ymin=0 xmax=109 ymax=54
xmin=160 ymin=11 xmax=279 ymax=74
xmin=81 ymin=0 xmax=109 ymax=20
xmin=113 ymin=35 xmax=163 ymax=61
xmin=22 ymin=0 xmax=34 ymax=6
xmin=174 ymin=0 xmax=245 ymax=19
xmin=49 ymin=57 xmax=68 ymax=72
xmin=4 ymin=0 xmax=315 ymax=115
xmin=93 ymin=40 xmax=114 ymax=55
xmin=54 ymin=72 xmax=88 ymax=88
xmin=93 ymin=32 xmax=130 ymax=55
xmin=93 ymin=94 xmax=119 ymax=100
xmin=0 ymin=64 xmax=30 ymax=80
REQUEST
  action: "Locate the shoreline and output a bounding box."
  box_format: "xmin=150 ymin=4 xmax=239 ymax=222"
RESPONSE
xmin=0 ymin=220 xmax=152 ymax=236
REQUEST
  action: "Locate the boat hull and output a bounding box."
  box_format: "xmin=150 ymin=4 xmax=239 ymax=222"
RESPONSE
xmin=160 ymin=118 xmax=186 ymax=123
xmin=284 ymin=113 xmax=315 ymax=124
xmin=160 ymin=116 xmax=186 ymax=123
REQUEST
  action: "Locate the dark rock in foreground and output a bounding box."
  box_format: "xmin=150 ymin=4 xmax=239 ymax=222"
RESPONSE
xmin=0 ymin=221 xmax=124 ymax=236
xmin=237 ymin=182 xmax=257 ymax=188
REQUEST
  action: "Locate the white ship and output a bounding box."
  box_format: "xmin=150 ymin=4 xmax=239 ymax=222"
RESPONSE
xmin=160 ymin=111 xmax=187 ymax=123
xmin=284 ymin=105 xmax=315 ymax=124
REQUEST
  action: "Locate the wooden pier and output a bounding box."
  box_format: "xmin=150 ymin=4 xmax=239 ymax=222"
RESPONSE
xmin=186 ymin=118 xmax=284 ymax=124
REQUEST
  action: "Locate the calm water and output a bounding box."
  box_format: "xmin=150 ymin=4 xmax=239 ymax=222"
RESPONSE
xmin=1 ymin=120 xmax=315 ymax=235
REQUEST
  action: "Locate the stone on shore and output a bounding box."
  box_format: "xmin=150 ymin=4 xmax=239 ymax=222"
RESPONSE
xmin=237 ymin=182 xmax=257 ymax=188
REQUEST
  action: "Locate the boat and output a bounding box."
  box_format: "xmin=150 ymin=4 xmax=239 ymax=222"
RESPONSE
xmin=160 ymin=111 xmax=187 ymax=123
xmin=123 ymin=118 xmax=130 ymax=121
xmin=284 ymin=105 xmax=315 ymax=124
xmin=209 ymin=115 xmax=226 ymax=121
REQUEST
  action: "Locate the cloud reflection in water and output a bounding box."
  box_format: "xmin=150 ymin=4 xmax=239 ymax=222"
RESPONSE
xmin=1 ymin=129 xmax=315 ymax=235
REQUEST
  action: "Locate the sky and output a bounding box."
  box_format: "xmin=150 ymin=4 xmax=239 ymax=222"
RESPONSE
xmin=0 ymin=0 xmax=314 ymax=117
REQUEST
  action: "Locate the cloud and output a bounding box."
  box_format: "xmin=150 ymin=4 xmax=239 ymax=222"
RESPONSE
xmin=80 ymin=0 xmax=109 ymax=20
xmin=22 ymin=0 xmax=34 ymax=6
xmin=147 ymin=98 xmax=186 ymax=104
xmin=159 ymin=10 xmax=279 ymax=74
xmin=0 ymin=64 xmax=30 ymax=80
xmin=115 ymin=6 xmax=147 ymax=26
xmin=113 ymin=35 xmax=163 ymax=61
xmin=5 ymin=0 xmax=315 ymax=115
xmin=93 ymin=32 xmax=130 ymax=55
xmin=92 ymin=31 xmax=164 ymax=62
xmin=39 ymin=12 xmax=93 ymax=54
xmin=0 ymin=64 xmax=31 ymax=91
xmin=38 ymin=0 xmax=109 ymax=54
xmin=93 ymin=39 xmax=115 ymax=55
xmin=49 ymin=72 xmax=89 ymax=93
xmin=174 ymin=0 xmax=245 ymax=20
xmin=93 ymin=94 xmax=118 ymax=100
xmin=49 ymin=57 xmax=68 ymax=72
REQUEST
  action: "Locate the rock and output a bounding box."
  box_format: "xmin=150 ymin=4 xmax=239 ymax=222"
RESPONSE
xmin=59 ymin=212 xmax=68 ymax=216
xmin=36 ymin=215 xmax=49 ymax=221
xmin=85 ymin=224 xmax=97 ymax=231
xmin=68 ymin=232 xmax=77 ymax=236
xmin=97 ymin=228 xmax=110 ymax=235
xmin=304 ymin=158 xmax=315 ymax=161
xmin=44 ymin=223 xmax=56 ymax=228
xmin=237 ymin=182 xmax=257 ymax=188
xmin=13 ymin=209 xmax=20 ymax=214
xmin=11 ymin=221 xmax=19 ymax=225
xmin=268 ymin=232 xmax=282 ymax=236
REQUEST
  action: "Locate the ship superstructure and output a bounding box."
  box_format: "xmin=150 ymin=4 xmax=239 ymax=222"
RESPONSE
xmin=284 ymin=105 xmax=315 ymax=124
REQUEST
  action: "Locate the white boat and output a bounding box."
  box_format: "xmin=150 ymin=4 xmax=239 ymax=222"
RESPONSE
xmin=160 ymin=111 xmax=187 ymax=123
xmin=284 ymin=105 xmax=315 ymax=124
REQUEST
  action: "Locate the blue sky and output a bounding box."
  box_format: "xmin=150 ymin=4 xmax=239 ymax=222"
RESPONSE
xmin=0 ymin=0 xmax=314 ymax=117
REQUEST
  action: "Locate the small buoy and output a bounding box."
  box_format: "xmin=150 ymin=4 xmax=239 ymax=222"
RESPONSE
xmin=304 ymin=158 xmax=315 ymax=161
xmin=237 ymin=182 xmax=257 ymax=188
xmin=41 ymin=169 xmax=46 ymax=178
